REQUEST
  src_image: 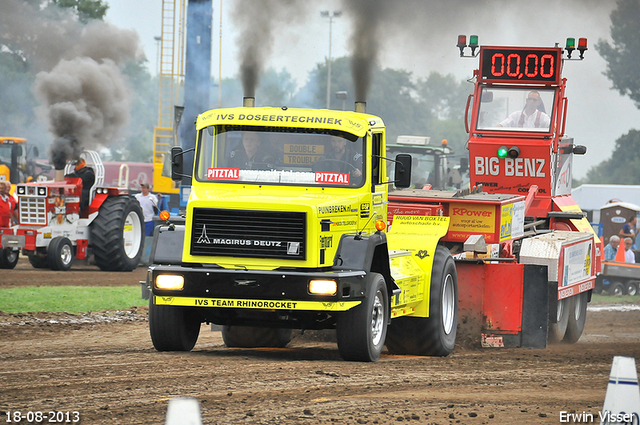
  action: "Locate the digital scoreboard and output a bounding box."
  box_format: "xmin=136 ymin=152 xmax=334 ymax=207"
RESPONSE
xmin=479 ymin=47 xmax=562 ymax=84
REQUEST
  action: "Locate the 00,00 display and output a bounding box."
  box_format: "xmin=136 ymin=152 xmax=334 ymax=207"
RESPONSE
xmin=480 ymin=49 xmax=560 ymax=83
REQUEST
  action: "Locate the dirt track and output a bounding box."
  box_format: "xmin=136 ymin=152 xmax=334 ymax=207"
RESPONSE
xmin=2 ymin=258 xmax=640 ymax=424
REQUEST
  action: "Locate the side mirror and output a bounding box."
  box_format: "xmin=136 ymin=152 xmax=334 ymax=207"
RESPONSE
xmin=572 ymin=145 xmax=587 ymax=155
xmin=32 ymin=146 xmax=39 ymax=157
xmin=171 ymin=146 xmax=184 ymax=181
xmin=394 ymin=154 xmax=412 ymax=189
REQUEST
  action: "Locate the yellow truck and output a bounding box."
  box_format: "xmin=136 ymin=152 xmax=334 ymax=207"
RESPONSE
xmin=144 ymin=100 xmax=471 ymax=362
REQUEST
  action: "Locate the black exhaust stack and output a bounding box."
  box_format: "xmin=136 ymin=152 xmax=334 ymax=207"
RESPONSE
xmin=243 ymin=96 xmax=255 ymax=107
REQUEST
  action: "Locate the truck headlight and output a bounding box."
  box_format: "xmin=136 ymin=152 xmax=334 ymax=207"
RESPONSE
xmin=155 ymin=275 xmax=184 ymax=290
xmin=309 ymin=279 xmax=337 ymax=296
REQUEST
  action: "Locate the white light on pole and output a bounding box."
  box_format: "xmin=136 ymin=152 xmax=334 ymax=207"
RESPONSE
xmin=154 ymin=35 xmax=162 ymax=77
xmin=321 ymin=10 xmax=341 ymax=110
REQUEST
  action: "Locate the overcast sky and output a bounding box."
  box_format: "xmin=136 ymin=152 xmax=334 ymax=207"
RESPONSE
xmin=104 ymin=0 xmax=640 ymax=180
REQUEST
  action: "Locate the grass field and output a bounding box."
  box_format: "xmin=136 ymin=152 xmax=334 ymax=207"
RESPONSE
xmin=0 ymin=285 xmax=638 ymax=314
xmin=0 ymin=286 xmax=147 ymax=314
xmin=591 ymin=293 xmax=640 ymax=304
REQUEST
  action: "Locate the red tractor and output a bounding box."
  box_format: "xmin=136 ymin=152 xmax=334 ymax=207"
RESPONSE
xmin=3 ymin=151 xmax=145 ymax=271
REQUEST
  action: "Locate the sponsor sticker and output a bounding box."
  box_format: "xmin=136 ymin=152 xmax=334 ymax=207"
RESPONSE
xmin=206 ymin=168 xmax=239 ymax=180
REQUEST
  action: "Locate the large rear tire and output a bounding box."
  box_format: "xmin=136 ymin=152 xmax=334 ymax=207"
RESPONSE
xmin=222 ymin=326 xmax=292 ymax=348
xmin=386 ymin=245 xmax=458 ymax=356
xmin=0 ymin=248 xmax=19 ymax=269
xmin=47 ymin=237 xmax=74 ymax=271
xmin=548 ymin=296 xmax=569 ymax=343
xmin=625 ymin=281 xmax=638 ymax=296
xmin=148 ymin=297 xmax=201 ymax=351
xmin=563 ymin=292 xmax=588 ymax=343
xmin=91 ymin=196 xmax=144 ymax=271
xmin=337 ymin=273 xmax=389 ymax=362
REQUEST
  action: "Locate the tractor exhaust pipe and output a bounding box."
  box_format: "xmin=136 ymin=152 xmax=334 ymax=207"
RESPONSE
xmin=55 ymin=170 xmax=65 ymax=182
xmin=243 ymin=96 xmax=255 ymax=107
xmin=355 ymin=101 xmax=366 ymax=113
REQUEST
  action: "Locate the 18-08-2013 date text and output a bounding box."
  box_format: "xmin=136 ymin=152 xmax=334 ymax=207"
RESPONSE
xmin=5 ymin=411 xmax=80 ymax=423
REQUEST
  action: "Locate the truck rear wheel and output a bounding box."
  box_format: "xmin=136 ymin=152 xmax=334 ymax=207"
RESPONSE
xmin=337 ymin=273 xmax=389 ymax=362
xmin=91 ymin=196 xmax=144 ymax=271
xmin=222 ymin=326 xmax=292 ymax=348
xmin=148 ymin=297 xmax=201 ymax=351
xmin=608 ymin=282 xmax=625 ymax=296
xmin=47 ymin=237 xmax=74 ymax=271
xmin=385 ymin=246 xmax=458 ymax=356
xmin=563 ymin=292 xmax=588 ymax=343
xmin=0 ymin=248 xmax=19 ymax=269
xmin=548 ymin=297 xmax=569 ymax=343
xmin=626 ymin=281 xmax=638 ymax=296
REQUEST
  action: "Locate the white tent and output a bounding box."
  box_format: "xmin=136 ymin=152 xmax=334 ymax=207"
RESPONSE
xmin=572 ymin=184 xmax=640 ymax=223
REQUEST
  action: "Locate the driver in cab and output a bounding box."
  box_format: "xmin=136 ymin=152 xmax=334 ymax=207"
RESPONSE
xmin=497 ymin=90 xmax=551 ymax=129
xmin=228 ymin=132 xmax=275 ymax=169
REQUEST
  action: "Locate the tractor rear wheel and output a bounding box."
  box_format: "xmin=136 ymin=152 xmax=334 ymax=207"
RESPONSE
xmin=563 ymin=292 xmax=588 ymax=343
xmin=337 ymin=273 xmax=389 ymax=362
xmin=548 ymin=296 xmax=570 ymax=343
xmin=222 ymin=326 xmax=292 ymax=348
xmin=385 ymin=246 xmax=458 ymax=356
xmin=0 ymin=248 xmax=19 ymax=269
xmin=91 ymin=196 xmax=144 ymax=271
xmin=47 ymin=237 xmax=74 ymax=271
xmin=148 ymin=297 xmax=201 ymax=351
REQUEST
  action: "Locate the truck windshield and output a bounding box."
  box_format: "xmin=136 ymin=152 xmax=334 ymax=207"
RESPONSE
xmin=475 ymin=87 xmax=556 ymax=133
xmin=195 ymin=126 xmax=365 ymax=187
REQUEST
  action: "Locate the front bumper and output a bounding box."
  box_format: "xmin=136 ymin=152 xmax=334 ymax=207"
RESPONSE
xmin=148 ymin=265 xmax=367 ymax=312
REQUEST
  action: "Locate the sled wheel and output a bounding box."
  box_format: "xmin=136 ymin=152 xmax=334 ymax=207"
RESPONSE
xmin=608 ymin=282 xmax=625 ymax=297
xmin=222 ymin=326 xmax=292 ymax=348
xmin=0 ymin=248 xmax=19 ymax=269
xmin=47 ymin=237 xmax=74 ymax=271
xmin=149 ymin=297 xmax=201 ymax=351
xmin=28 ymin=253 xmax=49 ymax=269
xmin=336 ymin=273 xmax=389 ymax=362
xmin=563 ymin=292 xmax=588 ymax=344
xmin=625 ymin=281 xmax=638 ymax=296
xmin=386 ymin=245 xmax=458 ymax=356
xmin=548 ymin=296 xmax=570 ymax=343
xmin=91 ymin=196 xmax=144 ymax=271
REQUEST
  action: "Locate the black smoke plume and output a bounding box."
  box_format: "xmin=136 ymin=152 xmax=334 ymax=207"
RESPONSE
xmin=0 ymin=0 xmax=141 ymax=167
xmin=232 ymin=0 xmax=309 ymax=99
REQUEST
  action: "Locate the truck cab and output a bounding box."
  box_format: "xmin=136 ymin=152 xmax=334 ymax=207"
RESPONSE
xmin=146 ymin=101 xmax=465 ymax=362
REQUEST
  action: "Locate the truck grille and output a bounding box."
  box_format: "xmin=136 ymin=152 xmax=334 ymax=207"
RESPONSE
xmin=19 ymin=197 xmax=47 ymax=225
xmin=190 ymin=208 xmax=306 ymax=260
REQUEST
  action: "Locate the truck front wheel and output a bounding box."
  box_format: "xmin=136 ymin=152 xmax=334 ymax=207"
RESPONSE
xmin=337 ymin=273 xmax=389 ymax=362
xmin=563 ymin=292 xmax=588 ymax=343
xmin=548 ymin=297 xmax=569 ymax=343
xmin=385 ymin=245 xmax=458 ymax=356
xmin=149 ymin=298 xmax=201 ymax=351
xmin=222 ymin=326 xmax=292 ymax=348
